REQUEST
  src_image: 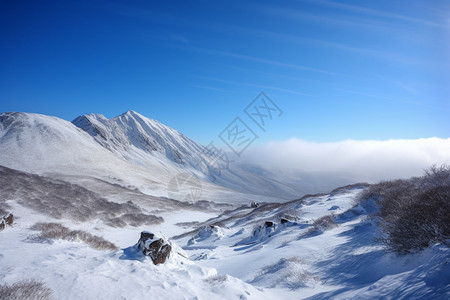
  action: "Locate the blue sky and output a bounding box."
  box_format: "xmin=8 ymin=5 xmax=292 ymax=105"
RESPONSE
xmin=1 ymin=0 xmax=449 ymax=145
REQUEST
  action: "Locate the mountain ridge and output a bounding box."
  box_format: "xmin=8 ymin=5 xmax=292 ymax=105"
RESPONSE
xmin=0 ymin=111 xmax=303 ymax=204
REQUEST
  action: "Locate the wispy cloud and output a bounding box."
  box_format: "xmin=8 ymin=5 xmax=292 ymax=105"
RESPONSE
xmin=196 ymin=75 xmax=312 ymax=96
xmin=196 ymin=47 xmax=342 ymax=76
xmin=272 ymin=32 xmax=420 ymax=65
xmin=373 ymin=74 xmax=417 ymax=93
xmin=190 ymin=85 xmax=233 ymax=93
xmin=304 ymin=0 xmax=448 ymax=28
xmin=255 ymin=6 xmax=394 ymax=31
xmin=210 ymin=63 xmax=345 ymax=88
xmin=191 ymin=19 xmax=423 ymax=65
xmin=335 ymin=88 xmax=436 ymax=108
xmin=107 ymin=2 xmax=428 ymax=68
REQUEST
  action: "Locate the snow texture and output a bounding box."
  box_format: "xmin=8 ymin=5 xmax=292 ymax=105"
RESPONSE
xmin=0 ymin=111 xmax=448 ymax=299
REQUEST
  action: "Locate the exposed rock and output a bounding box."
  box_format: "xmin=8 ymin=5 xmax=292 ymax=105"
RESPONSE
xmin=265 ymin=221 xmax=274 ymax=227
xmin=280 ymin=217 xmax=297 ymax=226
xmin=0 ymin=213 xmax=13 ymax=231
xmin=137 ymin=231 xmax=172 ymax=265
xmin=4 ymin=213 xmax=13 ymax=225
xmin=251 ymin=201 xmax=260 ymax=208
xmin=235 ymin=221 xmax=278 ymax=246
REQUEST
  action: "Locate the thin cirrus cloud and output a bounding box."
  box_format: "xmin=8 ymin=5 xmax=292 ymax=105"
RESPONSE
xmin=255 ymin=6 xmax=394 ymax=30
xmin=202 ymin=22 xmax=414 ymax=65
xmin=195 ymin=75 xmax=312 ymax=96
xmin=187 ymin=46 xmax=342 ymax=76
xmin=242 ymin=137 xmax=450 ymax=182
xmin=301 ymin=0 xmax=447 ymax=28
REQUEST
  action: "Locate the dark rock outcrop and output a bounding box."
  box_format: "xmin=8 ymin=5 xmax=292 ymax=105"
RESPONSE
xmin=0 ymin=213 xmax=13 ymax=231
xmin=137 ymin=231 xmax=172 ymax=265
xmin=4 ymin=213 xmax=13 ymax=225
xmin=265 ymin=221 xmax=274 ymax=227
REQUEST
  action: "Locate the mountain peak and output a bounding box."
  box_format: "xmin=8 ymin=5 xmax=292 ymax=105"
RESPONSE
xmin=71 ymin=110 xmax=206 ymax=165
xmin=117 ymin=110 xmax=159 ymax=124
xmin=122 ymin=110 xmax=139 ymax=116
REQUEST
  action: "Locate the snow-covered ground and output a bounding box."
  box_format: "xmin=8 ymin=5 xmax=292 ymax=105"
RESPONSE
xmin=174 ymin=186 xmax=450 ymax=299
xmin=0 ymin=207 xmax=267 ymax=299
xmin=1 ymin=111 xmax=449 ymax=299
xmin=1 ymin=184 xmax=448 ymax=299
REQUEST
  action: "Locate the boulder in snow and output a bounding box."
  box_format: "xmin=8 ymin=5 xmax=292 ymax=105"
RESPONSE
xmin=137 ymin=231 xmax=172 ymax=265
xmin=251 ymin=201 xmax=260 ymax=208
xmin=4 ymin=213 xmax=13 ymax=225
xmin=265 ymin=221 xmax=275 ymax=227
xmin=280 ymin=217 xmax=297 ymax=226
xmin=0 ymin=213 xmax=13 ymax=231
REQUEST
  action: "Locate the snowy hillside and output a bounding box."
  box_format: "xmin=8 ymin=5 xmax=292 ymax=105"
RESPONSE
xmin=0 ymin=111 xmax=310 ymax=204
xmin=0 ymin=200 xmax=266 ymax=299
xmin=0 ymin=112 xmax=288 ymax=205
xmin=1 ymin=178 xmax=448 ymax=299
xmin=1 ymin=111 xmax=448 ymax=299
xmin=174 ymin=183 xmax=449 ymax=299
xmin=72 ymin=110 xmax=311 ymax=200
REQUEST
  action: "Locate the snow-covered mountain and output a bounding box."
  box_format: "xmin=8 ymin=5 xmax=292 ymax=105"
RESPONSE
xmin=1 ymin=111 xmax=448 ymax=299
xmin=71 ymin=111 xmax=320 ymax=200
xmin=0 ymin=111 xmax=306 ymax=204
xmin=0 ymin=112 xmax=172 ymax=192
xmin=1 ymin=110 xmax=344 ymax=205
xmin=72 ymin=111 xmax=207 ymax=167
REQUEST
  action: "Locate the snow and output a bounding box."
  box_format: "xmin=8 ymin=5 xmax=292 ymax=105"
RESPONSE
xmin=0 ymin=203 xmax=267 ymax=299
xmin=1 ymin=172 xmax=449 ymax=299
xmin=0 ymin=111 xmax=300 ymax=205
xmin=172 ymin=187 xmax=450 ymax=299
xmin=1 ymin=111 xmax=449 ymax=299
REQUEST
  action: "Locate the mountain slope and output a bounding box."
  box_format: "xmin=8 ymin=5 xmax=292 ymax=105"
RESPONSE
xmin=0 ymin=112 xmax=291 ymax=204
xmin=0 ymin=110 xmax=350 ymax=204
xmin=173 ymin=185 xmax=450 ymax=299
xmin=0 ymin=112 xmax=133 ymax=175
xmin=0 ymin=112 xmax=205 ymax=201
xmin=72 ymin=110 xmax=315 ymax=200
xmin=72 ymin=111 xmax=207 ymax=168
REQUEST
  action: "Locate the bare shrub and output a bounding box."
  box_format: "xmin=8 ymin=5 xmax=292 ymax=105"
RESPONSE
xmin=286 ymin=256 xmax=307 ymax=264
xmin=106 ymin=213 xmax=164 ymax=227
xmin=252 ymin=257 xmax=318 ymax=289
xmin=312 ymin=215 xmax=337 ymax=231
xmin=0 ymin=166 xmax=163 ymax=227
xmin=299 ymin=215 xmax=337 ymax=238
xmin=276 ymin=208 xmax=301 ymax=222
xmin=423 ymin=164 xmax=450 ymax=187
xmin=205 ymin=274 xmax=228 ymax=284
xmin=359 ymin=165 xmax=450 ymax=254
xmin=280 ymin=237 xmax=296 ymax=247
xmin=0 ymin=279 xmax=52 ymax=300
xmin=380 ymin=185 xmax=450 ymax=254
xmin=31 ymin=222 xmax=118 ymax=251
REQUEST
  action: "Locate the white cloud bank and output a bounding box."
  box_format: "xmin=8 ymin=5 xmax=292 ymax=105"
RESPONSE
xmin=242 ymin=137 xmax=450 ymax=183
